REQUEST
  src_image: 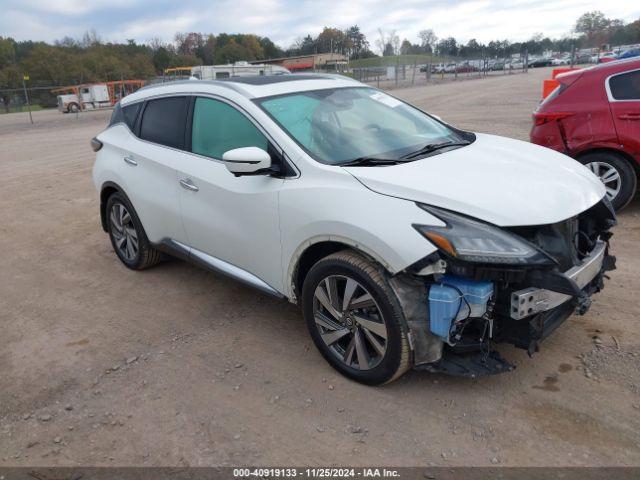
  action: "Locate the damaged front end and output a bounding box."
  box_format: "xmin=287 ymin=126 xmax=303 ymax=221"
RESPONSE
xmin=393 ymin=198 xmax=617 ymax=378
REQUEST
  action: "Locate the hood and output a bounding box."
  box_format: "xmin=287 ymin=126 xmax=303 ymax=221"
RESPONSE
xmin=343 ymin=133 xmax=605 ymax=226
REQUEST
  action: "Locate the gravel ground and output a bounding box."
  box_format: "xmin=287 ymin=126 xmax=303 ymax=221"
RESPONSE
xmin=1 ymin=67 xmax=639 ymax=467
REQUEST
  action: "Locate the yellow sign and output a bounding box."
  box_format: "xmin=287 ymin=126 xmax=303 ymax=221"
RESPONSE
xmin=23 ymin=74 xmax=29 ymax=81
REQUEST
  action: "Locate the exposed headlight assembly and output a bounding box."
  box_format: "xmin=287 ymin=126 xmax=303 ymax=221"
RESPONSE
xmin=414 ymin=204 xmax=556 ymax=266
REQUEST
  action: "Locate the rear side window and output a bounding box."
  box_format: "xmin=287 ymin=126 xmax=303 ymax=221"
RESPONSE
xmin=109 ymin=102 xmax=142 ymax=130
xmin=109 ymin=103 xmax=124 ymax=126
xmin=140 ymin=97 xmax=188 ymax=149
xmin=122 ymin=103 xmax=141 ymax=129
xmin=609 ymin=70 xmax=640 ymax=100
xmin=191 ymin=97 xmax=267 ymax=159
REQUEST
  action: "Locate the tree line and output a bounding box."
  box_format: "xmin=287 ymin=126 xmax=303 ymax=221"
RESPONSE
xmin=385 ymin=12 xmax=639 ymax=58
xmin=1 ymin=10 xmax=638 ymax=109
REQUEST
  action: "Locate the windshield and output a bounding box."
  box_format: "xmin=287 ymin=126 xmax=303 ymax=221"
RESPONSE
xmin=256 ymin=87 xmax=466 ymax=165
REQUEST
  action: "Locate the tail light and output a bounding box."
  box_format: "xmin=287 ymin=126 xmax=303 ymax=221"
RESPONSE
xmin=91 ymin=137 xmax=103 ymax=152
xmin=533 ymin=112 xmax=574 ymax=126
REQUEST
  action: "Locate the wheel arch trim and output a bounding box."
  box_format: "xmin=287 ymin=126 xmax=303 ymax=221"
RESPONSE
xmin=99 ymin=181 xmax=135 ymax=232
xmin=286 ymin=235 xmax=395 ymax=303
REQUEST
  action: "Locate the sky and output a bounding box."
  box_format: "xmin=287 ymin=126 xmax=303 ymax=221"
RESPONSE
xmin=1 ymin=0 xmax=638 ymax=52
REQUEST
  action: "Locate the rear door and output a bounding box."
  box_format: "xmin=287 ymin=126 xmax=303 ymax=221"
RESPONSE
xmin=607 ymin=69 xmax=640 ymax=153
xmin=177 ymin=96 xmax=285 ymax=293
xmin=122 ymin=96 xmax=190 ymax=245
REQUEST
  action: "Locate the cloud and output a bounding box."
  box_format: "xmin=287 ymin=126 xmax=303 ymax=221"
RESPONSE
xmin=0 ymin=0 xmax=637 ymax=50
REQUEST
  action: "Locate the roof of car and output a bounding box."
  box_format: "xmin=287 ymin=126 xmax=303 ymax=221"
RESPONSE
xmin=554 ymin=57 xmax=640 ymax=83
xmin=122 ymin=73 xmax=363 ymax=105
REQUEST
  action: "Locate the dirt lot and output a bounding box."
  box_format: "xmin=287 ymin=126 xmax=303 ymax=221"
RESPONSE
xmin=1 ymin=67 xmax=639 ymax=467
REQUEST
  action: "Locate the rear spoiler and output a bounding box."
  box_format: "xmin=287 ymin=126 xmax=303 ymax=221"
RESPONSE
xmin=541 ymin=68 xmax=584 ymax=99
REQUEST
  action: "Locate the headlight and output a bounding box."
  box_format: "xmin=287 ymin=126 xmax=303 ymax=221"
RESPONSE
xmin=414 ymin=205 xmax=556 ymax=266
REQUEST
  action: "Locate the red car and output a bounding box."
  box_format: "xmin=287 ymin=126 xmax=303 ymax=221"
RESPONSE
xmin=531 ymin=58 xmax=640 ymax=210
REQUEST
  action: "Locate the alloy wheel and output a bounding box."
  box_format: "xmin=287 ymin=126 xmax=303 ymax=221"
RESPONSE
xmin=109 ymin=203 xmax=139 ymax=261
xmin=586 ymin=161 xmax=622 ymax=202
xmin=312 ymin=275 xmax=388 ymax=370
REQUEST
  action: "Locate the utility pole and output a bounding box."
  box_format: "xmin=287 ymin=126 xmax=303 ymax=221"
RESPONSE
xmin=570 ymin=44 xmax=576 ymax=68
xmin=22 ymin=73 xmax=33 ymax=124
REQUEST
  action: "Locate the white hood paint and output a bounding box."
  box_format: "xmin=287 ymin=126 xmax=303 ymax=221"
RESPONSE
xmin=344 ymin=133 xmax=606 ymax=227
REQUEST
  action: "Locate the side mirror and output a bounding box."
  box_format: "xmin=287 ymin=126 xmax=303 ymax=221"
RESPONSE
xmin=222 ymin=147 xmax=272 ymax=175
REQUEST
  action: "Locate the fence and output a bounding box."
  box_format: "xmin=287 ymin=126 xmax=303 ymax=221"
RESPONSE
xmin=350 ymin=54 xmax=532 ymax=90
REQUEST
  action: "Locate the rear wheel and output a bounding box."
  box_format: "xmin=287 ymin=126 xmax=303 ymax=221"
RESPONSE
xmin=580 ymin=152 xmax=637 ymax=210
xmin=106 ymin=192 xmax=161 ymax=270
xmin=301 ymin=251 xmax=411 ymax=385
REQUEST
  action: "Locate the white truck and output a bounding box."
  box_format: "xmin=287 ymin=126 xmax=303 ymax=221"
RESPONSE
xmin=189 ymin=62 xmax=290 ymax=80
xmin=56 ymin=84 xmax=111 ymax=113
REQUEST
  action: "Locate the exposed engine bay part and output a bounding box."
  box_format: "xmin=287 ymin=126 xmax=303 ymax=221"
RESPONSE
xmin=416 ymin=259 xmax=447 ymax=276
xmin=428 ymin=275 xmax=494 ymax=345
xmin=394 ymin=198 xmax=616 ymax=377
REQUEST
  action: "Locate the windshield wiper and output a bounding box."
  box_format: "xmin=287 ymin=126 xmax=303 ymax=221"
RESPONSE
xmin=340 ymin=157 xmax=404 ymax=167
xmin=402 ymin=140 xmax=471 ymax=160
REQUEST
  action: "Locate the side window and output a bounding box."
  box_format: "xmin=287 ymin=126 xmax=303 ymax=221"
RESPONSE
xmin=139 ymin=97 xmax=188 ymax=149
xmin=191 ymin=97 xmax=268 ymax=159
xmin=215 ymin=72 xmax=230 ymax=79
xmin=122 ymin=103 xmax=141 ymax=130
xmin=109 ymin=102 xmax=141 ymax=131
xmin=609 ymin=70 xmax=640 ymax=100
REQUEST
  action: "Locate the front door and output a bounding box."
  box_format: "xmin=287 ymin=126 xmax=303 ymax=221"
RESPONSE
xmin=177 ymin=96 xmax=284 ymax=293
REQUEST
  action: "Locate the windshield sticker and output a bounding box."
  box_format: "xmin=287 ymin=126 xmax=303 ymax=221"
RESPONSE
xmin=370 ymin=92 xmax=403 ymax=108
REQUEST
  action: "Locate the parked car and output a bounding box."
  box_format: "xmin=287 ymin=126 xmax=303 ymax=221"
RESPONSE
xmin=531 ymin=58 xmax=640 ymax=210
xmin=575 ymin=53 xmax=593 ymax=64
xmin=552 ymin=56 xmax=571 ymax=66
xmin=444 ymin=63 xmax=457 ymax=73
xmin=455 ymin=62 xmax=477 ymax=73
xmin=529 ymin=57 xmax=554 ymax=68
xmin=490 ymin=60 xmax=505 ymax=71
xmin=618 ymin=48 xmax=640 ymax=60
xmin=93 ymin=74 xmax=616 ymax=384
xmin=432 ymin=63 xmax=446 ymax=73
xmin=598 ymin=52 xmax=618 ymax=63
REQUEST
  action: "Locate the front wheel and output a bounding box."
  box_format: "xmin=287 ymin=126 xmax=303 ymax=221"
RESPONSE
xmin=580 ymin=152 xmax=637 ymax=210
xmin=301 ymin=251 xmax=411 ymax=385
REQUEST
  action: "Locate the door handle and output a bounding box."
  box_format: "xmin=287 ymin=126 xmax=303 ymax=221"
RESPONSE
xmin=618 ymin=113 xmax=640 ymax=121
xmin=123 ymin=155 xmax=138 ymax=166
xmin=179 ymin=178 xmax=199 ymax=192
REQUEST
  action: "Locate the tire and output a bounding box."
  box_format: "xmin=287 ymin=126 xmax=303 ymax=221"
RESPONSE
xmin=68 ymin=103 xmax=79 ymax=113
xmin=105 ymin=192 xmax=161 ymax=270
xmin=301 ymin=250 xmax=411 ymax=385
xmin=579 ymin=152 xmax=637 ymax=211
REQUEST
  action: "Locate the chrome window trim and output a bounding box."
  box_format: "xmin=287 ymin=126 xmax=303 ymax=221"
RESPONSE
xmin=125 ymin=91 xmax=301 ymax=178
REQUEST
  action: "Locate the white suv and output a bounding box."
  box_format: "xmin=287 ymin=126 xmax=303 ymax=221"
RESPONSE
xmin=92 ymin=74 xmax=616 ymax=384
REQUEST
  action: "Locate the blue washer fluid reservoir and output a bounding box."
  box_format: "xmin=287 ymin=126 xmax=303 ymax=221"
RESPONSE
xmin=428 ymin=275 xmax=494 ymax=343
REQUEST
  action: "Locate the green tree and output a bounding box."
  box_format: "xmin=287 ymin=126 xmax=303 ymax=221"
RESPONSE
xmin=215 ymin=41 xmax=251 ymax=64
xmin=152 ymin=47 xmax=172 ymax=72
xmin=0 ymin=37 xmax=16 ymax=68
xmin=259 ymin=37 xmax=283 ymax=59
